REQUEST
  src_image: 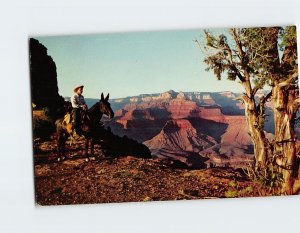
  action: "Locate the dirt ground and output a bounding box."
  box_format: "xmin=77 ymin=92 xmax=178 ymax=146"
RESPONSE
xmin=34 ymin=137 xmax=269 ymax=206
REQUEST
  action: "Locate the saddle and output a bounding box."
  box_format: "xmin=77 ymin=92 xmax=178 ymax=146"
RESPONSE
xmin=63 ymin=113 xmax=72 ymax=125
xmin=63 ymin=109 xmax=87 ymax=125
xmin=62 ymin=109 xmax=89 ymax=135
xmin=62 ymin=113 xmax=74 ymax=135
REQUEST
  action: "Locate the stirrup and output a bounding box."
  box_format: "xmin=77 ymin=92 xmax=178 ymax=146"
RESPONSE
xmin=69 ymin=136 xmax=76 ymax=145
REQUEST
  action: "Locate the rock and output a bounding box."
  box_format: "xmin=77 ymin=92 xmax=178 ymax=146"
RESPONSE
xmin=105 ymin=90 xmax=260 ymax=168
xmin=29 ymin=38 xmax=65 ymax=118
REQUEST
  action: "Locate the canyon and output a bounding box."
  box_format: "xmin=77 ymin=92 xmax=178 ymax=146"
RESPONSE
xmin=98 ymin=90 xmax=271 ymax=168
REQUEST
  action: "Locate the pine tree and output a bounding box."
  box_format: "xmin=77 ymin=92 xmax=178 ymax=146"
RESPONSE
xmin=198 ymin=26 xmax=299 ymax=194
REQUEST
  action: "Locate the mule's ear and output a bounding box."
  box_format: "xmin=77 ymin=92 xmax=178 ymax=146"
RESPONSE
xmin=101 ymin=93 xmax=104 ymax=101
xmin=105 ymin=93 xmax=109 ymax=101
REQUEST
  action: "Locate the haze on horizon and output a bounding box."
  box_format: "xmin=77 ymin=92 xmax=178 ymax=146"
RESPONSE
xmin=35 ymin=29 xmax=244 ymax=99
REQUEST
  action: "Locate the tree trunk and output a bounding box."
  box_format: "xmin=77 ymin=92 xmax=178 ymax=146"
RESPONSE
xmin=272 ymin=84 xmax=298 ymax=194
xmin=243 ymin=95 xmax=270 ymax=168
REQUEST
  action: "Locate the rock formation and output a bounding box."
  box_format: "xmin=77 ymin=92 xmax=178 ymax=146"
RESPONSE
xmin=104 ymin=90 xmax=265 ymax=168
xmin=29 ymin=38 xmax=64 ymax=118
xmin=144 ymin=119 xmax=216 ymax=168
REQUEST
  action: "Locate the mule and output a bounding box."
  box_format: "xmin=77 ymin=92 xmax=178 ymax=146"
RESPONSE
xmin=55 ymin=93 xmax=114 ymax=160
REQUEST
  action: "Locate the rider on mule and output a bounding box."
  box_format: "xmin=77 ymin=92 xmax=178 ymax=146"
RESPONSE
xmin=71 ymin=85 xmax=88 ymax=139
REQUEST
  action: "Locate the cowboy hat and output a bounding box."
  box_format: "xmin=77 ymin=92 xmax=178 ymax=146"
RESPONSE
xmin=73 ymin=85 xmax=84 ymax=93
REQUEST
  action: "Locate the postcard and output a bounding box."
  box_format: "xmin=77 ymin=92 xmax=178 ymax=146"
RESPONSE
xmin=30 ymin=26 xmax=300 ymax=205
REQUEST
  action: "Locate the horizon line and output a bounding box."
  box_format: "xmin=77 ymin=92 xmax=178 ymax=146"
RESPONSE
xmin=62 ymin=89 xmax=258 ymax=100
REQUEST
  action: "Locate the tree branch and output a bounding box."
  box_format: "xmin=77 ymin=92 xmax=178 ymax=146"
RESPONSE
xmin=278 ymin=72 xmax=298 ymax=88
xmin=231 ymin=65 xmax=246 ymax=82
xmin=252 ymin=86 xmax=259 ymax=96
xmin=230 ymin=28 xmax=244 ymax=60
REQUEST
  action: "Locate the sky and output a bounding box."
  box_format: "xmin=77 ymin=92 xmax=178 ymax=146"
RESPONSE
xmin=35 ymin=29 xmax=243 ymax=99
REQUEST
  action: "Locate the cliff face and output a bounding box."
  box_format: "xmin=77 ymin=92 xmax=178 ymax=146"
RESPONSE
xmin=29 ymin=38 xmax=64 ymax=117
xmin=144 ymin=119 xmax=217 ymax=168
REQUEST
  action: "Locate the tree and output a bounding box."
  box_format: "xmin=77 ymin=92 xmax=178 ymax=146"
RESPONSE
xmin=197 ymin=26 xmax=299 ymax=194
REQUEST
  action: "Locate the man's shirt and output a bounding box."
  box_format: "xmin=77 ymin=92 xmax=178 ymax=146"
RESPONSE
xmin=71 ymin=93 xmax=86 ymax=108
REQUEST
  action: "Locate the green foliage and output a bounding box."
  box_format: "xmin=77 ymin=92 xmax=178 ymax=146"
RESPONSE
xmin=203 ymin=30 xmax=235 ymax=82
xmin=202 ymin=29 xmax=248 ymax=85
xmin=252 ymin=76 xmax=269 ymax=90
xmin=278 ymin=26 xmax=298 ymax=79
xmin=225 ymin=181 xmax=254 ymax=198
xmin=279 ymin=26 xmax=297 ymax=50
xmin=225 ymin=190 xmax=238 ymax=198
xmin=227 ymin=71 xmax=237 ymax=81
xmin=229 ymin=180 xmax=236 ymax=188
xmin=205 ymin=32 xmax=216 ymax=47
xmin=241 ymin=27 xmax=280 ymax=74
xmin=243 ymin=163 xmax=283 ymax=195
xmin=200 ymin=26 xmax=297 ymax=90
xmin=242 ymin=26 xmax=297 ymax=83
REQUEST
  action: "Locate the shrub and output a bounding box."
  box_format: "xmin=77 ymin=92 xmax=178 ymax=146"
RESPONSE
xmin=32 ymin=108 xmax=55 ymax=139
xmin=243 ymin=163 xmax=283 ymax=195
